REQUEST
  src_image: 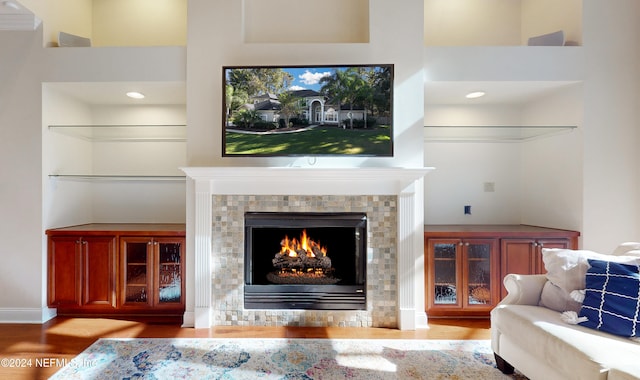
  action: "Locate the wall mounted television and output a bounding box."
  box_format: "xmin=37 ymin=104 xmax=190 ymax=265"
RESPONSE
xmin=223 ymin=64 xmax=394 ymax=157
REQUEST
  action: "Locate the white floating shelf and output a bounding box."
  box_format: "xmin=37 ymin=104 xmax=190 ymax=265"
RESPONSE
xmin=48 ymin=125 xmax=186 ymax=142
xmin=424 ymin=125 xmax=576 ymax=142
xmin=49 ymin=175 xmax=186 ymax=182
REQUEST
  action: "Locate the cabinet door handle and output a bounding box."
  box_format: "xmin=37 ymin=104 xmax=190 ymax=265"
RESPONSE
xmin=538 ymin=243 xmax=544 ymax=247
xmin=532 ymin=242 xmax=538 ymax=247
xmin=464 ymin=242 xmax=469 ymax=246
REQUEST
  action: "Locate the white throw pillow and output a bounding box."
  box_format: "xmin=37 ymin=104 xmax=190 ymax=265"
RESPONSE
xmin=611 ymin=242 xmax=640 ymax=256
xmin=538 ymin=280 xmax=582 ymax=313
xmin=541 ymin=248 xmax=640 ymax=294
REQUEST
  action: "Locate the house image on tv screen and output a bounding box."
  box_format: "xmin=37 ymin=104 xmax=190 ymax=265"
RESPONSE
xmin=243 ymin=89 xmax=371 ymax=129
xmin=223 ymin=65 xmax=394 ymax=157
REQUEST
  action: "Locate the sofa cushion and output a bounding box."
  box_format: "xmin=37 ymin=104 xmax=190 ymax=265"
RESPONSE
xmin=579 ymin=259 xmax=640 ymax=338
xmin=609 ymin=365 xmax=640 ymax=380
xmin=492 ymin=304 xmax=640 ymax=379
xmin=611 ymin=242 xmax=640 ymax=256
xmin=539 ymin=280 xmax=582 ymax=313
xmin=542 ymin=248 xmax=640 ymax=294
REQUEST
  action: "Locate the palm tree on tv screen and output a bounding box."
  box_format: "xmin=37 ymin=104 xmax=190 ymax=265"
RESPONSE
xmin=320 ymin=67 xmax=371 ymax=129
xmin=277 ymin=91 xmax=300 ymax=128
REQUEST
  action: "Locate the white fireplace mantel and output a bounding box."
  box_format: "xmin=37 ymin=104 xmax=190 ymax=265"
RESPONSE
xmin=181 ymin=166 xmax=434 ymax=330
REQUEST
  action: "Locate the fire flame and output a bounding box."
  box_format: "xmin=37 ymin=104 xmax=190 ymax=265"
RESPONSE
xmin=280 ymin=230 xmax=327 ymax=258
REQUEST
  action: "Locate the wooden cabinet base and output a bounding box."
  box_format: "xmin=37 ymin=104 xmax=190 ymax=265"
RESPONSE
xmin=47 ymin=223 xmax=186 ymax=322
xmin=54 ymin=309 xmax=184 ymax=323
xmin=425 ymin=225 xmax=579 ymax=317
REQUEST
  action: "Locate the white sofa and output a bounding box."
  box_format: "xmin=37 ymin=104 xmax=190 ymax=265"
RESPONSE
xmin=491 ymin=246 xmax=640 ymax=380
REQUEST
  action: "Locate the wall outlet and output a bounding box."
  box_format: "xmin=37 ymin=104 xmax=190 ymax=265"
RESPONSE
xmin=484 ymin=182 xmax=495 ymax=192
xmin=464 ymin=205 xmax=471 ymax=215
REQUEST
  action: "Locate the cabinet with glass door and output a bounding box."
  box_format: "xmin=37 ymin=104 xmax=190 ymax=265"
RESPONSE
xmin=424 ymin=225 xmax=580 ymax=317
xmin=121 ymin=237 xmax=185 ymax=311
xmin=426 ymin=238 xmax=499 ymax=317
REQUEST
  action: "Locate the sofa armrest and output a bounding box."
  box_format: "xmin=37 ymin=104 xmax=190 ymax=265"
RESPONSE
xmin=499 ymin=273 xmax=547 ymax=306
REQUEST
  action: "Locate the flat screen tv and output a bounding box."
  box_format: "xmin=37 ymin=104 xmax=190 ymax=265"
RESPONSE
xmin=223 ymin=64 xmax=393 ymax=157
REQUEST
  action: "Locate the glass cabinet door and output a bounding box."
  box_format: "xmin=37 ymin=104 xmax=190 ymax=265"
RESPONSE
xmin=428 ymin=238 xmax=497 ymax=315
xmin=432 ymin=242 xmax=459 ymax=305
xmin=123 ymin=240 xmax=151 ymax=305
xmin=466 ymin=242 xmax=493 ymax=305
xmin=157 ymin=241 xmax=182 ymax=304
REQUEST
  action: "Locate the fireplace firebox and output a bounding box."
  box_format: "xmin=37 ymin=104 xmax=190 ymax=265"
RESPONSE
xmin=244 ymin=212 xmax=367 ymax=310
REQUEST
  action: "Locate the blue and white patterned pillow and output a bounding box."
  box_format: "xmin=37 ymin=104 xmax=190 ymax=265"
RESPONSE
xmin=578 ymin=259 xmax=640 ymax=337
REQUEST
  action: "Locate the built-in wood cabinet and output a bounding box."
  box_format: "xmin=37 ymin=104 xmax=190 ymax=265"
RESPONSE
xmin=427 ymin=238 xmax=499 ymax=317
xmin=120 ymin=236 xmax=185 ymax=311
xmin=425 ymin=225 xmax=579 ymax=317
xmin=47 ymin=224 xmax=185 ymax=321
xmin=48 ymin=235 xmax=117 ymax=310
xmin=500 ymin=238 xmax=574 ymax=298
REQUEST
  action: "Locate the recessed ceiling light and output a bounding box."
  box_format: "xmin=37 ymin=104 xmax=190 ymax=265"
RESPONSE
xmin=126 ymin=91 xmax=145 ymax=99
xmin=465 ymin=91 xmax=486 ymax=99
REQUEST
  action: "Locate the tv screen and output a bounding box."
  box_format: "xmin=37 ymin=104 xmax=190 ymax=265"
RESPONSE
xmin=223 ymin=64 xmax=393 ymax=157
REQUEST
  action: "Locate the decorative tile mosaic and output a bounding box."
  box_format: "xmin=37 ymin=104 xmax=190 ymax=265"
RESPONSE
xmin=211 ymin=195 xmax=397 ymax=327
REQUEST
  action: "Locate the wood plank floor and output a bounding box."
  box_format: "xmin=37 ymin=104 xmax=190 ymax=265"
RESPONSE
xmin=0 ymin=317 xmax=490 ymax=380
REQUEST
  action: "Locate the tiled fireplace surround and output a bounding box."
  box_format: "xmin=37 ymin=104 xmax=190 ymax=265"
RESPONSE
xmin=182 ymin=167 xmax=432 ymax=330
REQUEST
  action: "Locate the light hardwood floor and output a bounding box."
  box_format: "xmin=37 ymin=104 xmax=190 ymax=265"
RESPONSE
xmin=0 ymin=317 xmax=491 ymax=380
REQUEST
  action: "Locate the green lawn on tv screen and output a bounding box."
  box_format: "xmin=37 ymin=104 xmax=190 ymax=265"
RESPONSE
xmin=225 ymin=126 xmax=392 ymax=156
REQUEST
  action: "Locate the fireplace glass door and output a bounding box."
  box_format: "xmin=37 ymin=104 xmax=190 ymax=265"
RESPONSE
xmin=244 ymin=212 xmax=367 ymax=310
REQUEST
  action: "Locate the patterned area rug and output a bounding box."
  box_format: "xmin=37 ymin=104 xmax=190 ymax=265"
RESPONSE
xmin=50 ymin=338 xmax=526 ymax=379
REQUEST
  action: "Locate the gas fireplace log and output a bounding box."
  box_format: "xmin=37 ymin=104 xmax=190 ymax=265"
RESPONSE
xmin=272 ymin=253 xmax=332 ymax=269
xmin=311 ymin=245 xmax=324 ymax=258
xmin=272 ymin=254 xmax=303 ymax=269
xmin=310 ymin=255 xmax=332 ymax=269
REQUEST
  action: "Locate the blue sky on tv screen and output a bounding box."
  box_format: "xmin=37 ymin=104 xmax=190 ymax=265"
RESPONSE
xmin=226 ymin=65 xmax=387 ymax=94
xmin=285 ymin=67 xmax=335 ymax=92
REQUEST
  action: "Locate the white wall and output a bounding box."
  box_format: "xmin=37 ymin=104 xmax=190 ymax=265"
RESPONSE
xmin=43 ymin=101 xmax=187 ymax=225
xmin=423 ymin=0 xmax=639 ymax=251
xmin=92 ymin=0 xmax=186 ymax=46
xmin=244 ymin=0 xmax=369 ymax=43
xmin=187 ymin=0 xmax=425 ymax=168
xmin=185 ymin=0 xmax=427 ymax=327
xmin=423 ymin=88 xmax=583 ymax=229
xmin=42 ymin=85 xmax=94 ymax=229
xmin=90 ymin=105 xmax=186 ymax=176
xmin=520 ymin=84 xmax=583 ymax=231
xmin=424 ymin=0 xmax=582 ymax=46
xmin=18 ymin=0 xmax=186 ymax=47
xmin=424 ymin=141 xmax=522 ymax=224
xmin=521 ymin=0 xmax=582 ymax=45
xmin=581 ymin=0 xmax=640 ymax=252
xmin=424 ymin=0 xmax=521 ymax=46
xmin=0 ymin=36 xmax=185 ymax=321
xmin=89 ymin=104 xmax=186 ymax=223
xmin=0 ymin=28 xmax=52 ymax=322
xmin=424 ymin=105 xmax=524 ymax=224
xmin=18 ymin=0 xmax=92 ymax=47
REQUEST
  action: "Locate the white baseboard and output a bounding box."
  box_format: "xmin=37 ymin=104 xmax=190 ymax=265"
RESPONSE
xmin=415 ymin=310 xmax=429 ymax=329
xmin=398 ymin=308 xmax=416 ymax=330
xmin=182 ymin=310 xmax=195 ymax=327
xmin=0 ymin=307 xmax=56 ymax=323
